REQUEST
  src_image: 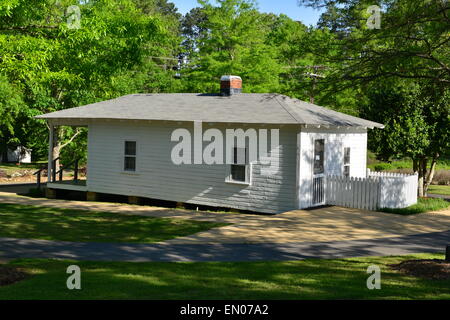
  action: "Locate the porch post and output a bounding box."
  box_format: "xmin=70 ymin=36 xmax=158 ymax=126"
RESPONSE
xmin=295 ymin=130 xmax=301 ymax=209
xmin=47 ymin=122 xmax=54 ymax=182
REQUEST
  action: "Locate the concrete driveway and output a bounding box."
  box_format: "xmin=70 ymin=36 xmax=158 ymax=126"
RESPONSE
xmin=166 ymin=206 xmax=450 ymax=244
xmin=2 ymin=230 xmax=449 ymax=262
xmin=1 ymin=192 xmax=450 ymax=245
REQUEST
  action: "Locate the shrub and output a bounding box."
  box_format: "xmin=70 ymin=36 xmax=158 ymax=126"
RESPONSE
xmin=433 ymin=170 xmax=450 ymax=186
xmin=392 ymin=160 xmax=411 ymax=169
xmin=373 ymin=163 xmax=394 ymax=171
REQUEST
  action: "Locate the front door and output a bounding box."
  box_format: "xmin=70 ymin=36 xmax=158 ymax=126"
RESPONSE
xmin=312 ymin=139 xmax=325 ymax=206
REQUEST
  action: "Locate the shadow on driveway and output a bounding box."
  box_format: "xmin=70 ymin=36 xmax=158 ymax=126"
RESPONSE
xmin=1 ymin=230 xmax=449 ymax=262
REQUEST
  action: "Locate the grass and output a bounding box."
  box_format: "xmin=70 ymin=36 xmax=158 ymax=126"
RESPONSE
xmin=380 ymin=197 xmax=449 ymax=215
xmin=428 ymin=185 xmax=450 ymax=196
xmin=0 ymin=253 xmax=449 ymax=300
xmin=0 ymin=163 xmax=43 ymax=175
xmin=368 ymin=160 xmax=450 ymax=171
xmin=0 ymin=203 xmax=227 ymax=243
xmin=367 ymin=153 xmax=450 ymax=171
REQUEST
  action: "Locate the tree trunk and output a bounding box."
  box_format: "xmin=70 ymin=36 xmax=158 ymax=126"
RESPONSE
xmin=52 ymin=126 xmax=63 ymax=174
xmin=414 ymin=158 xmax=424 ymax=197
xmin=424 ymin=154 xmax=438 ymax=195
xmin=421 ymin=158 xmax=428 ymax=196
xmin=51 ymin=126 xmax=82 ymax=176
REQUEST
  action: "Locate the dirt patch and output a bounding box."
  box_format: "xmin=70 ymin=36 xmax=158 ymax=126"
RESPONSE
xmin=389 ymin=259 xmax=450 ymax=280
xmin=0 ymin=176 xmax=37 ymax=184
xmin=0 ymin=176 xmax=86 ymax=184
xmin=0 ymin=265 xmax=29 ymax=286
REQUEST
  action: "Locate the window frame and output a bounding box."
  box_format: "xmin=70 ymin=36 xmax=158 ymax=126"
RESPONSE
xmin=121 ymin=139 xmax=139 ymax=174
xmin=343 ymin=147 xmax=351 ymax=177
xmin=225 ymin=146 xmax=252 ymax=185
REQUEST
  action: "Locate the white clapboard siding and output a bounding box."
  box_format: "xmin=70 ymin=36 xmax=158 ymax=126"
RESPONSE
xmin=326 ymin=172 xmax=418 ymax=210
xmin=87 ymin=121 xmax=299 ymax=214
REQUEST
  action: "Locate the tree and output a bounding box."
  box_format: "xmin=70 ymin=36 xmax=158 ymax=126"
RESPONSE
xmin=299 ymin=0 xmax=450 ymax=86
xmin=0 ymin=0 xmax=178 ymax=163
xmin=133 ymin=0 xmax=181 ymax=19
xmin=0 ymin=75 xmax=25 ymax=160
xmin=180 ymin=0 xmax=282 ymax=93
xmin=0 ymin=75 xmax=22 ymax=138
xmin=363 ymin=80 xmax=449 ymax=196
xmin=180 ymin=7 xmax=208 ymax=62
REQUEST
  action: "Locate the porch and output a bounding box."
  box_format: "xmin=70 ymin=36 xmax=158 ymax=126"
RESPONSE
xmin=46 ymin=179 xmax=87 ymax=192
xmin=34 ymin=154 xmax=86 ymax=192
xmin=34 ymin=119 xmax=88 ymax=193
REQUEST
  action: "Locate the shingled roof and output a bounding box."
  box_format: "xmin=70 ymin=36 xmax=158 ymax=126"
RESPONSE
xmin=36 ymin=93 xmax=384 ymax=128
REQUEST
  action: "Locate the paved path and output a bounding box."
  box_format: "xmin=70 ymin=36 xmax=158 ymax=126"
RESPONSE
xmin=428 ymin=193 xmax=450 ymax=201
xmin=1 ymin=230 xmax=449 ymax=262
xmin=1 ymin=192 xmax=450 ymax=244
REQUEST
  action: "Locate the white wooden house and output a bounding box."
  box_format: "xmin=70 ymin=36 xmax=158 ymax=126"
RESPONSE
xmin=36 ymin=76 xmax=386 ymax=214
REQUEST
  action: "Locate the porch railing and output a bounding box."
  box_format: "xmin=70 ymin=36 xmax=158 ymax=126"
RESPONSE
xmin=33 ymin=157 xmax=81 ymax=189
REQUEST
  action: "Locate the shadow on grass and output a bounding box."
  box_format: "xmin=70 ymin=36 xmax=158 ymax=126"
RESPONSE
xmin=0 ymin=203 xmax=227 ymax=243
xmin=1 ymin=254 xmax=449 ymax=300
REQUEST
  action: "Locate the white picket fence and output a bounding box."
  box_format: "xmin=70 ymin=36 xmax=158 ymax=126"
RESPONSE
xmin=367 ymin=170 xmax=418 ymax=209
xmin=367 ymin=169 xmax=414 ymax=179
xmin=326 ymin=170 xmax=418 ymax=210
xmin=326 ymin=176 xmax=380 ymax=210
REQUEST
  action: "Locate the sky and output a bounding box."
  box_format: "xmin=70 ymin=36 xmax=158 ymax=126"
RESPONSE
xmin=172 ymin=0 xmax=324 ymax=26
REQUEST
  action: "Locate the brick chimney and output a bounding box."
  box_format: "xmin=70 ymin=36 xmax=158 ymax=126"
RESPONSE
xmin=220 ymin=75 xmax=242 ymax=96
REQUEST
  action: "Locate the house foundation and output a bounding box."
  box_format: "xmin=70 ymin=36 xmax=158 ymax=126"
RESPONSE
xmin=46 ymin=188 xmax=57 ymax=199
xmin=86 ymin=192 xmax=98 ymax=201
xmin=128 ymin=196 xmax=141 ymax=205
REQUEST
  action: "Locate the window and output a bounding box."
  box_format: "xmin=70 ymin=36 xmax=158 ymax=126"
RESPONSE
xmin=313 ymin=139 xmax=325 ymax=175
xmin=343 ymin=147 xmax=350 ymax=177
xmin=343 ymin=165 xmax=350 ymax=177
xmin=227 ymin=147 xmax=249 ymax=184
xmin=124 ymin=141 xmax=136 ymax=172
xmin=344 ymin=147 xmax=351 ymax=165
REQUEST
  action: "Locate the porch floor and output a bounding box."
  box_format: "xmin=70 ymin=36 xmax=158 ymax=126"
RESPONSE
xmin=47 ymin=179 xmax=87 ymax=192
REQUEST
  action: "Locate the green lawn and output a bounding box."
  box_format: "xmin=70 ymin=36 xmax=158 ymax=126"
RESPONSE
xmin=380 ymin=197 xmax=449 ymax=215
xmin=428 ymin=185 xmax=450 ymax=196
xmin=367 ymin=154 xmax=450 ymax=171
xmin=0 ymin=203 xmax=227 ymax=243
xmin=1 ymin=254 xmax=449 ymax=300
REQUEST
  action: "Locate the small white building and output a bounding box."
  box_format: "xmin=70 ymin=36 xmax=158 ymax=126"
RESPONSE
xmin=0 ymin=146 xmax=32 ymax=163
xmin=36 ymin=76 xmax=385 ymax=214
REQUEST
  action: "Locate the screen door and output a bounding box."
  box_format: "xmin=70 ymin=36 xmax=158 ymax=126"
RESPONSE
xmin=312 ymin=139 xmax=325 ymax=205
